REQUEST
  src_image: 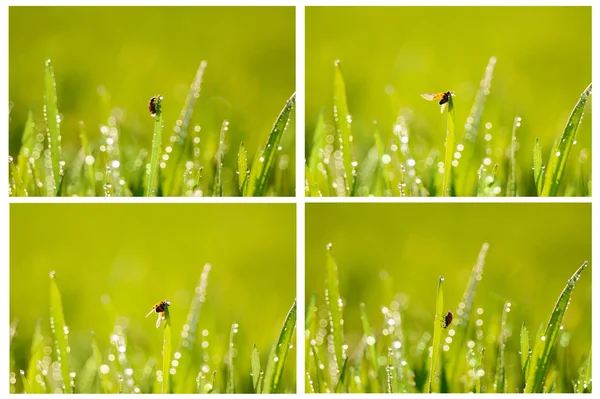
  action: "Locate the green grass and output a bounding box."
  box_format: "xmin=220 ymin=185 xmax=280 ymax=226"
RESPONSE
xmin=305 ymin=59 xmax=591 ymax=197
xmin=9 ymin=60 xmax=295 ymax=197
xmin=9 ymin=269 xmax=296 ymax=394
xmin=305 ymin=244 xmax=591 ymax=393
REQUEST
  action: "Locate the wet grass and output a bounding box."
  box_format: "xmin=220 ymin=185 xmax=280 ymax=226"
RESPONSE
xmin=305 ymin=59 xmax=591 ymax=197
xmin=9 ymin=267 xmax=296 ymax=394
xmin=305 ymin=244 xmax=591 ymax=393
xmin=8 ymin=60 xmax=295 ymax=197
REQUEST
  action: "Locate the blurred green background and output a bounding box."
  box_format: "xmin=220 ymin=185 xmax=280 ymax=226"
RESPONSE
xmin=9 ymin=6 xmax=295 ymax=194
xmin=306 ymin=6 xmax=591 ymax=192
xmin=306 ymin=203 xmax=591 ymax=357
xmin=10 ymin=203 xmax=296 ymax=392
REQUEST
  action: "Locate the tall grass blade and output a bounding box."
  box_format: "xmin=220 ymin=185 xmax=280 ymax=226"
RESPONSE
xmin=49 ymin=271 xmax=72 ymax=393
xmin=79 ymin=121 xmax=97 ymax=196
xmin=506 ymin=116 xmax=521 ymax=196
xmin=360 ymin=303 xmax=379 ymax=376
xmin=262 ymin=300 xmax=296 ymax=393
xmin=494 ymin=302 xmax=510 ymax=392
xmin=520 ymin=323 xmax=530 ymax=380
xmin=325 ymin=244 xmax=345 ymax=372
xmin=533 ymin=138 xmax=544 ymax=196
xmin=541 ymin=83 xmax=591 ymax=196
xmin=251 ymin=344 xmax=262 ymax=393
xmin=306 ymin=292 xmax=317 ymax=330
xmin=226 ymin=322 xmax=238 ymax=393
xmin=17 ymin=110 xmax=35 ymax=188
xmin=161 ymin=305 xmax=172 ymax=393
xmin=237 ymin=142 xmax=249 ymax=193
xmin=308 ymin=109 xmax=326 ymax=175
xmin=26 ymin=319 xmax=46 ymax=393
xmin=428 ymin=276 xmax=444 ymax=392
xmin=213 ymin=120 xmax=228 ymax=197
xmin=442 ymin=95 xmax=455 ymax=196
xmin=44 ymin=60 xmax=62 ymax=190
xmin=245 ymin=92 xmax=295 ymax=196
xmin=333 ymin=60 xmax=354 ymax=194
xmin=146 ymin=95 xmax=164 ymax=196
xmin=525 ymin=261 xmax=588 ymax=392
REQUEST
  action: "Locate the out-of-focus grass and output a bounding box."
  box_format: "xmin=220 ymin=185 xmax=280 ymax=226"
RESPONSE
xmin=305 ymin=203 xmax=591 ymax=393
xmin=9 ymin=204 xmax=296 ymax=393
xmin=305 ymin=7 xmax=591 ymax=197
xmin=9 ymin=6 xmax=295 ymax=196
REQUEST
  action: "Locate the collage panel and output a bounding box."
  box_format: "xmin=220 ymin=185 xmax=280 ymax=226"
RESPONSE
xmin=9 ymin=203 xmax=296 ymax=393
xmin=305 ymin=203 xmax=591 ymax=393
xmin=8 ymin=6 xmax=296 ymax=197
xmin=305 ymin=6 xmax=591 ymax=197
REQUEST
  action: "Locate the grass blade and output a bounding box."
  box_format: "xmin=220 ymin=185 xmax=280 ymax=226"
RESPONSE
xmin=262 ymin=299 xmax=296 ymax=393
xmin=49 ymin=271 xmax=72 ymax=393
xmin=325 ymin=244 xmax=345 ymax=372
xmin=213 ymin=120 xmax=228 ymax=197
xmin=306 ymin=292 xmax=317 ymax=330
xmin=533 ymin=138 xmax=544 ymax=196
xmin=237 ymin=142 xmax=249 ymax=193
xmin=246 ymin=92 xmax=295 ymax=196
xmin=308 ymin=108 xmax=326 ymax=175
xmin=25 ymin=319 xmax=46 ymax=393
xmin=541 ymin=83 xmax=591 ymax=196
xmin=525 ymin=261 xmax=588 ymax=392
xmin=360 ymin=303 xmax=379 ymax=377
xmin=226 ymin=322 xmax=238 ymax=393
xmin=506 ymin=116 xmax=521 ymax=196
xmin=251 ymin=344 xmax=262 ymax=393
xmin=79 ymin=121 xmax=97 ymax=196
xmin=44 ymin=59 xmax=62 ymax=190
xmin=428 ymin=276 xmax=444 ymax=393
xmin=333 ymin=60 xmax=355 ymax=194
xmin=161 ymin=304 xmax=172 ymax=393
xmin=442 ymin=94 xmax=455 ymax=196
xmin=520 ymin=323 xmax=530 ymax=381
xmin=16 ymin=110 xmax=35 ymax=189
xmin=145 ymin=95 xmax=164 ymax=196
xmin=494 ymin=302 xmax=511 ymax=392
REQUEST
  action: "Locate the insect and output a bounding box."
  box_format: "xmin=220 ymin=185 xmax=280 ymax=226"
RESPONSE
xmin=146 ymin=300 xmax=170 ymax=328
xmin=441 ymin=310 xmax=453 ymax=329
xmin=148 ymin=95 xmax=162 ymax=116
xmin=421 ymin=91 xmax=454 ymax=113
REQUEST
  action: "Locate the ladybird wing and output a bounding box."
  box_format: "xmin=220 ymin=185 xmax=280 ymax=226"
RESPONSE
xmin=145 ymin=308 xmax=155 ymax=318
xmin=440 ymin=102 xmax=447 ymax=114
xmin=156 ymin=312 xmax=165 ymax=328
xmin=420 ymin=93 xmax=436 ymax=101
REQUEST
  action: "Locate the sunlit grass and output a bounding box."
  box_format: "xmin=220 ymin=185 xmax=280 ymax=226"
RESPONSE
xmin=9 ymin=267 xmax=296 ymax=394
xmin=305 ymin=243 xmax=591 ymax=393
xmin=8 ymin=60 xmax=295 ymax=197
xmin=305 ymin=58 xmax=591 ymax=197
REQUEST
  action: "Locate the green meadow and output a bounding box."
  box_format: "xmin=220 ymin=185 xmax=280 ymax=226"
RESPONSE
xmin=9 ymin=7 xmax=296 ymax=197
xmin=305 ymin=203 xmax=591 ymax=393
xmin=305 ymin=7 xmax=591 ymax=196
xmin=10 ymin=204 xmax=296 ymax=393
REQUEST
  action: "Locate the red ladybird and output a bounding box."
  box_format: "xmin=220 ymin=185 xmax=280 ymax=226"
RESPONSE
xmin=148 ymin=95 xmax=162 ymax=115
xmin=442 ymin=310 xmax=453 ymax=328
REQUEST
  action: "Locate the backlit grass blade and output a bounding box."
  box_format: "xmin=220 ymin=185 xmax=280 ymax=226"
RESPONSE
xmin=442 ymin=94 xmax=455 ymax=196
xmin=9 ymin=161 xmax=26 ymax=196
xmin=237 ymin=142 xmax=249 ymax=193
xmin=44 ymin=60 xmax=62 ymax=190
xmin=213 ymin=120 xmax=228 ymax=197
xmin=506 ymin=116 xmax=521 ymax=196
xmin=308 ymin=109 xmax=326 ymax=175
xmin=494 ymin=302 xmax=510 ymax=393
xmin=26 ymin=319 xmax=46 ymax=393
xmin=226 ymin=322 xmax=238 ymax=393
xmin=574 ymin=349 xmax=591 ymax=393
xmin=541 ymin=83 xmax=591 ymax=196
xmin=49 ymin=271 xmax=72 ymax=393
xmin=79 ymin=121 xmax=97 ymax=196
xmin=251 ymin=344 xmax=262 ymax=393
xmin=577 ymin=149 xmax=589 ymax=196
xmin=306 ymin=293 xmax=317 ymax=330
xmin=145 ymin=95 xmax=164 ymax=196
xmin=333 ymin=60 xmax=355 ymax=194
xmin=428 ymin=276 xmax=444 ymax=392
xmin=245 ymin=92 xmax=295 ymax=196
xmin=262 ymin=299 xmax=296 ymax=393
xmin=533 ymin=138 xmax=544 ymax=196
xmin=520 ymin=323 xmax=530 ymax=380
xmin=374 ymin=124 xmax=393 ymax=196
xmin=335 ymin=357 xmax=348 ymax=393
xmin=525 ymin=261 xmax=588 ymax=392
xmin=360 ymin=303 xmax=379 ymax=376
xmin=17 ymin=110 xmax=35 ymax=185
xmin=325 ymin=244 xmax=345 ymax=372
xmin=161 ymin=305 xmax=172 ymax=393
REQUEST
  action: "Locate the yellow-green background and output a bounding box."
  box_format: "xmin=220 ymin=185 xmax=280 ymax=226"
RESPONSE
xmin=9 ymin=6 xmax=295 ymax=190
xmin=10 ymin=203 xmax=296 ymax=392
xmin=306 ymin=203 xmax=591 ymax=357
xmin=306 ymin=6 xmax=591 ymax=193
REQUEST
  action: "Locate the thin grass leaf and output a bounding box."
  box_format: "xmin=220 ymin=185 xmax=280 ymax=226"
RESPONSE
xmin=226 ymin=322 xmax=238 ymax=393
xmin=44 ymin=60 xmax=62 ymax=190
xmin=533 ymin=138 xmax=544 ymax=196
xmin=262 ymin=300 xmax=296 ymax=393
xmin=374 ymin=123 xmax=394 ymax=196
xmin=577 ymin=149 xmax=589 ymax=196
xmin=17 ymin=110 xmax=35 ymax=187
xmin=475 ymin=348 xmax=485 ymax=393
xmin=442 ymin=94 xmax=455 ymax=196
xmin=251 ymin=344 xmax=262 ymax=393
xmin=78 ymin=121 xmax=97 ymax=196
xmin=9 ymin=161 xmax=26 ymax=196
xmin=146 ymin=95 xmax=163 ymax=196
xmin=306 ymin=293 xmax=317 ymax=330
xmin=245 ymin=92 xmax=295 ymax=196
xmin=541 ymin=83 xmax=591 ymax=196
xmin=360 ymin=303 xmax=379 ymax=376
xmin=494 ymin=302 xmax=510 ymax=393
xmin=525 ymin=261 xmax=588 ymax=392
xmin=161 ymin=304 xmax=172 ymax=393
xmin=308 ymin=108 xmax=326 ymax=175
xmin=25 ymin=319 xmax=46 ymax=393
xmin=325 ymin=244 xmax=344 ymax=371
xmin=237 ymin=142 xmax=249 ymax=193
xmin=506 ymin=116 xmax=521 ymax=196
xmin=333 ymin=60 xmax=354 ymax=194
xmin=213 ymin=120 xmax=228 ymax=197
xmin=49 ymin=271 xmax=72 ymax=393
xmin=574 ymin=349 xmax=592 ymax=393
xmin=335 ymin=357 xmax=349 ymax=393
xmin=428 ymin=276 xmax=444 ymax=392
